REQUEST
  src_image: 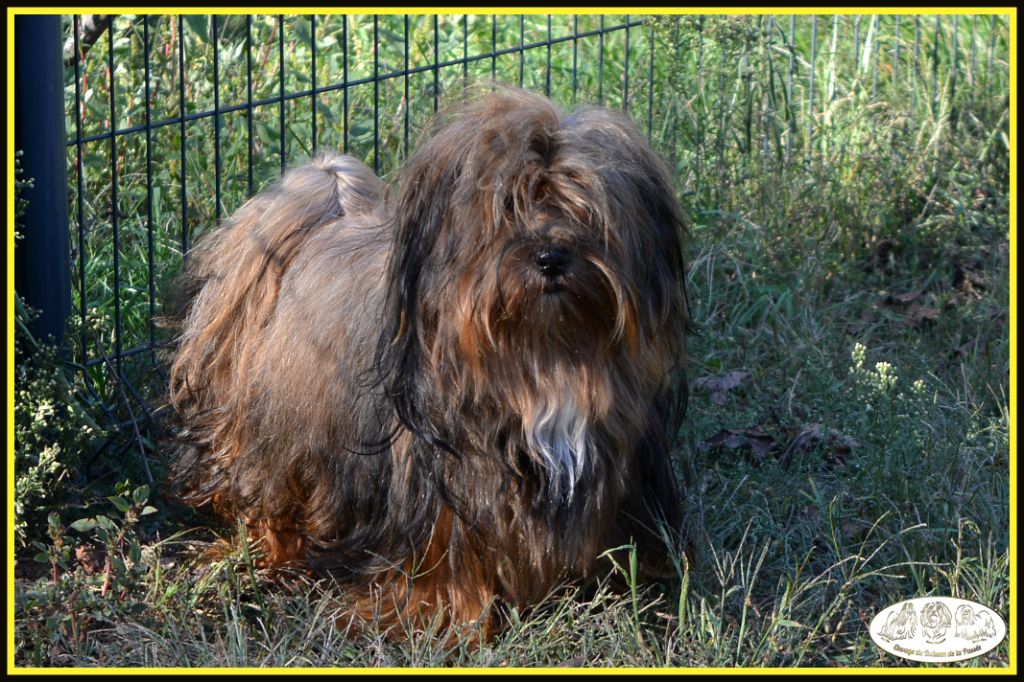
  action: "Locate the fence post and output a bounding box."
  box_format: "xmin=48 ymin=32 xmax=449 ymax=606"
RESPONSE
xmin=14 ymin=14 xmax=71 ymax=346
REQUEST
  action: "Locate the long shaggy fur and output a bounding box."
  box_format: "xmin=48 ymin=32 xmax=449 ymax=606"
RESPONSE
xmin=168 ymin=87 xmax=690 ymax=638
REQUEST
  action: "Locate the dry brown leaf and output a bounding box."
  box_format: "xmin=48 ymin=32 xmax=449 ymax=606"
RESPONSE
xmin=903 ymin=303 xmax=940 ymax=328
xmin=781 ymin=423 xmax=861 ymax=467
xmin=699 ymin=426 xmax=778 ymax=461
xmin=693 ymin=370 xmax=752 ymax=405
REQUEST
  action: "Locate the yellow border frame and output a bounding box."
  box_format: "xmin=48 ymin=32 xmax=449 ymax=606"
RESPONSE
xmin=5 ymin=5 xmax=1017 ymax=675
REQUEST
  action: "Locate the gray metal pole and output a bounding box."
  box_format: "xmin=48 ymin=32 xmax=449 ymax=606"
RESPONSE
xmin=15 ymin=14 xmax=71 ymax=345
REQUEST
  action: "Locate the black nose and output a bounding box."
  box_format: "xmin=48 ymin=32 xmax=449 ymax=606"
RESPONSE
xmin=535 ymin=246 xmax=570 ymax=278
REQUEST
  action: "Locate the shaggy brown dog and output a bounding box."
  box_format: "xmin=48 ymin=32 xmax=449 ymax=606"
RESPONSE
xmin=168 ymin=87 xmax=690 ymax=638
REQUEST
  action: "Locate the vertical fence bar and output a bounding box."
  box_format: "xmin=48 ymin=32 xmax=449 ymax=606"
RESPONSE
xmin=545 ymin=15 xmax=552 ymax=97
xmin=434 ymin=15 xmax=440 ymax=112
xmin=647 ymin=21 xmax=654 ymax=141
xmin=519 ymin=15 xmax=525 ymax=88
xmin=696 ymin=15 xmax=705 ymax=182
xmin=671 ymin=16 xmax=682 ymax=175
xmin=73 ymin=15 xmax=88 ymax=362
xmin=571 ymin=15 xmax=578 ymax=106
xmin=178 ymin=15 xmax=189 ymax=254
xmin=373 ymin=15 xmax=379 ymax=174
xmin=278 ymin=15 xmax=286 ymax=172
xmin=854 ymin=15 xmax=861 ymax=68
xmin=950 ymin=15 xmax=959 ymax=133
xmin=246 ymin=15 xmax=254 ymax=196
xmin=107 ymin=19 xmax=122 ymax=373
xmin=310 ymin=15 xmax=317 ymax=153
xmin=931 ymin=15 xmax=940 ymax=117
xmin=785 ymin=14 xmax=795 ymax=166
xmin=491 ymin=15 xmax=497 ymax=81
xmin=143 ymin=16 xmax=156 ymax=357
xmin=598 ymin=16 xmax=605 ymax=103
xmin=342 ymin=15 xmax=349 ymax=153
xmin=763 ymin=16 xmax=774 ymax=175
xmin=463 ymin=14 xmax=469 ymax=88
xmin=808 ymin=15 xmax=817 ymax=150
xmin=623 ymin=15 xmax=630 ymax=111
xmin=404 ymin=15 xmax=410 ymax=160
xmin=740 ymin=34 xmax=750 ymax=175
xmin=213 ymin=16 xmax=222 ymax=222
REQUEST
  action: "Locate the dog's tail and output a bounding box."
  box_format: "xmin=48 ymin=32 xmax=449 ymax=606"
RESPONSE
xmin=167 ymin=153 xmax=383 ymax=507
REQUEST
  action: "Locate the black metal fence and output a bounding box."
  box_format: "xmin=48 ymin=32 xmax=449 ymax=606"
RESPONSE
xmin=55 ymin=13 xmax=663 ymax=449
xmin=41 ymin=14 xmax=663 ymax=450
xmin=12 ymin=13 xmax=1011 ymax=463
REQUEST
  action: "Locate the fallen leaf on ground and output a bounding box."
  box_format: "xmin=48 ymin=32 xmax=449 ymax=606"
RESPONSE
xmin=903 ymin=303 xmax=940 ymax=328
xmin=693 ymin=370 xmax=752 ymax=405
xmin=699 ymin=426 xmax=779 ymax=461
xmin=781 ymin=423 xmax=861 ymax=468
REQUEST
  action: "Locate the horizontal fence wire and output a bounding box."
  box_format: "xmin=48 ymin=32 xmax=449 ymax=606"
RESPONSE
xmin=65 ymin=21 xmax=648 ymax=147
xmin=56 ymin=13 xmax=1010 ymax=441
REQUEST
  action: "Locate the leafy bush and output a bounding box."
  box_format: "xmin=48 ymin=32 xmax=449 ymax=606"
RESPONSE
xmin=14 ymin=153 xmax=107 ymax=549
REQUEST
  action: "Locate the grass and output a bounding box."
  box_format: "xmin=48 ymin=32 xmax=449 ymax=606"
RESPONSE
xmin=13 ymin=12 xmax=1012 ymax=669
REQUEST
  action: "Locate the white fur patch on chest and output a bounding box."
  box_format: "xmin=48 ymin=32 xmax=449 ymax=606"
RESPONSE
xmin=524 ymin=394 xmax=591 ymax=502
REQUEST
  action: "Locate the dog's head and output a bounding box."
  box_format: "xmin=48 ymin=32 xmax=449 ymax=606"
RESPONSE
xmin=379 ymin=88 xmax=688 ymax=499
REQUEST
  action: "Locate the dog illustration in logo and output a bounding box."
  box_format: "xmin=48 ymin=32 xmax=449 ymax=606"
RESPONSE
xmin=955 ymin=605 xmax=997 ymax=643
xmin=878 ymin=603 xmax=917 ymax=641
xmin=920 ymin=601 xmax=952 ymax=643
